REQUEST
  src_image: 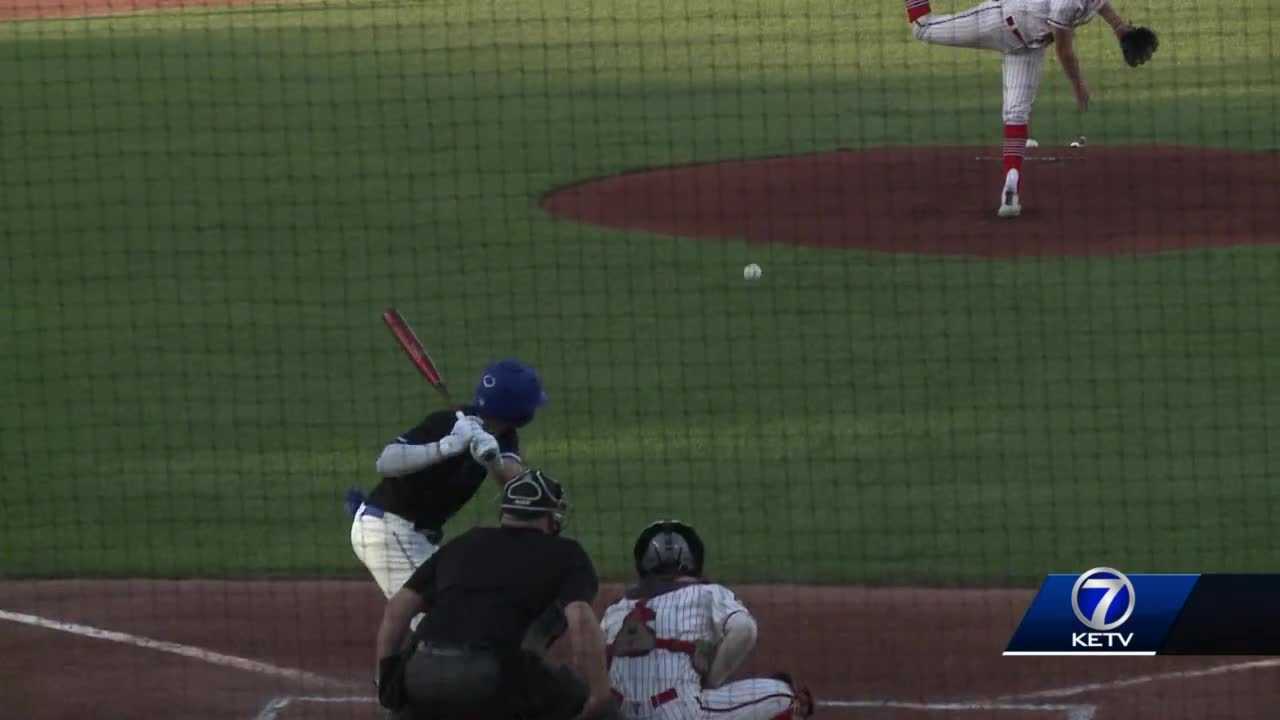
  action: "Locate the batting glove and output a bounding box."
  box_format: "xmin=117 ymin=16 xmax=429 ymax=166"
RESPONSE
xmin=450 ymin=412 xmax=483 ymax=443
xmin=469 ymin=431 xmax=500 ymax=464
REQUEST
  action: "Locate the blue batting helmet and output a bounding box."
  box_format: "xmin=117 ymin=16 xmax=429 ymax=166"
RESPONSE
xmin=474 ymin=359 xmax=547 ymax=427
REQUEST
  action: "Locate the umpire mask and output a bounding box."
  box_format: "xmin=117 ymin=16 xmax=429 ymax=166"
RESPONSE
xmin=500 ymin=469 xmax=569 ymax=535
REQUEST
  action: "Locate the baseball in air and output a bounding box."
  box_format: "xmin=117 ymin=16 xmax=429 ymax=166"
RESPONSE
xmin=743 ymin=263 xmax=763 ymax=281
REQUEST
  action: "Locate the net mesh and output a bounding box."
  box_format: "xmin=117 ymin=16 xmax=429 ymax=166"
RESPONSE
xmin=3 ymin=0 xmax=1279 ymax=716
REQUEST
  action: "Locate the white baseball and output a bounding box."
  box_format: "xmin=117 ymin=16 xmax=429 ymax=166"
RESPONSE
xmin=743 ymin=263 xmax=763 ymax=281
xmin=1025 ymin=138 xmax=1040 ymax=149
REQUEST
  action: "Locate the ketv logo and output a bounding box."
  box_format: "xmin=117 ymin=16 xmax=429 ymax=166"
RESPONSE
xmin=1003 ymin=567 xmax=1199 ymax=656
xmin=1070 ymin=567 xmax=1135 ymax=649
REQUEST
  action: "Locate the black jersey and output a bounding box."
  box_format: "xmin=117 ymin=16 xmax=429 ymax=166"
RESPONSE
xmin=405 ymin=526 xmax=599 ymax=648
xmin=366 ymin=407 xmax=518 ymax=533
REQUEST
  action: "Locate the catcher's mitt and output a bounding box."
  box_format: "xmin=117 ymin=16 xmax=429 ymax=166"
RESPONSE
xmin=1119 ymin=26 xmax=1159 ymax=67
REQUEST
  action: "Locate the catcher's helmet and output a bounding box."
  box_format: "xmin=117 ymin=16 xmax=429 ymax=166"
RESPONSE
xmin=501 ymin=469 xmax=568 ymax=533
xmin=475 ymin=359 xmax=548 ymax=428
xmin=633 ymin=520 xmax=705 ymax=577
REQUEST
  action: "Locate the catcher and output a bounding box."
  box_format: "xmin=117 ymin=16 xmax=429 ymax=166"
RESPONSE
xmin=601 ymin=521 xmax=815 ymax=720
xmin=904 ymin=0 xmax=1158 ymax=218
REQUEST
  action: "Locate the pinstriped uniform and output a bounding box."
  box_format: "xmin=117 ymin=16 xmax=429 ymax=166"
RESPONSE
xmin=602 ymin=584 xmax=795 ymax=720
xmin=912 ymin=0 xmax=1103 ymax=124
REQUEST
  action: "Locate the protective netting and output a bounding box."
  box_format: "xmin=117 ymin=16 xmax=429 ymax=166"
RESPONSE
xmin=3 ymin=0 xmax=1279 ymax=716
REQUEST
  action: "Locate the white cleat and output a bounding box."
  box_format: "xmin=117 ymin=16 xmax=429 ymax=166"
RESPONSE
xmin=997 ymin=169 xmax=1022 ymax=218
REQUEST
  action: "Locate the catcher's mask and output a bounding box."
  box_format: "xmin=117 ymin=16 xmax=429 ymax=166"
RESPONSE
xmin=633 ymin=520 xmax=705 ymax=578
xmin=500 ymin=469 xmax=568 ymax=535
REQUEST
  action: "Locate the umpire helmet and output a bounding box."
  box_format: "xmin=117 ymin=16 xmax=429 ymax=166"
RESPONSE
xmin=633 ymin=520 xmax=705 ymax=578
xmin=475 ymin=359 xmax=548 ymax=428
xmin=501 ymin=469 xmax=568 ymax=534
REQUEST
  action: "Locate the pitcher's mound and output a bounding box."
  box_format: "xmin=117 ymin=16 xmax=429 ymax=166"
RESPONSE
xmin=541 ymin=146 xmax=1279 ymax=258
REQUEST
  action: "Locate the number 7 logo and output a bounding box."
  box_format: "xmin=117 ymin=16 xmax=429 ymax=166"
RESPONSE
xmin=1071 ymin=568 xmax=1136 ymax=631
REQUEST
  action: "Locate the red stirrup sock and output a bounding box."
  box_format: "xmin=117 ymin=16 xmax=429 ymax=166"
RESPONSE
xmin=906 ymin=0 xmax=931 ymax=23
xmin=1002 ymin=124 xmax=1028 ymax=183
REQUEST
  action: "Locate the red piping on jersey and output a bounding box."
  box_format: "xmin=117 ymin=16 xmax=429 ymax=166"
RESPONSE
xmin=606 ymin=637 xmax=700 ymax=666
xmin=605 ymin=600 xmax=699 ymax=668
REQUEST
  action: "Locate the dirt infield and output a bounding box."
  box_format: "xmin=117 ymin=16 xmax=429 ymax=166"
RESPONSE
xmin=541 ymin=147 xmax=1280 ymax=258
xmin=3 ymin=580 xmax=1278 ymax=718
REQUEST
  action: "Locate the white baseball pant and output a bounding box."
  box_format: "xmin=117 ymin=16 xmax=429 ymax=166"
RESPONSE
xmin=349 ymin=504 xmax=439 ymax=598
xmin=911 ymin=0 xmax=1047 ymax=124
xmin=618 ymin=678 xmax=797 ymax=720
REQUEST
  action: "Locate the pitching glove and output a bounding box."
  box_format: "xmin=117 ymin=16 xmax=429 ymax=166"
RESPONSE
xmin=469 ymin=431 xmax=500 ymax=464
xmin=1118 ymin=25 xmax=1158 ymax=67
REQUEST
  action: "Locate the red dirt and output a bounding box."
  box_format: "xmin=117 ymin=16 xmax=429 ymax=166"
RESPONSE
xmin=1 ymin=0 xmax=265 ymax=21
xmin=540 ymin=147 xmax=1280 ymax=258
xmin=3 ymin=580 xmax=1278 ymax=719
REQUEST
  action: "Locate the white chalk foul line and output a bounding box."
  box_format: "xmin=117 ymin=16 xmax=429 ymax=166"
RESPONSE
xmin=999 ymin=658 xmax=1280 ymax=702
xmin=821 ymin=699 xmax=1095 ymax=718
xmin=259 ymin=695 xmax=1100 ymax=720
xmin=253 ymin=697 xmax=292 ymax=720
xmin=0 ymin=608 xmax=352 ymax=689
xmin=254 ymin=695 xmax=372 ymax=720
xmin=267 ymin=696 xmax=1092 ymax=720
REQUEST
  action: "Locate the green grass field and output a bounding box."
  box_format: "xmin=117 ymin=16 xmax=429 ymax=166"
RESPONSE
xmin=3 ymin=0 xmax=1278 ymax=583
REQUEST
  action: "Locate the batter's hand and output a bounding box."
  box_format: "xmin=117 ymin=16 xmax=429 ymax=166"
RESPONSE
xmin=451 ymin=411 xmax=483 ymax=441
xmin=469 ymin=431 xmax=500 ymax=464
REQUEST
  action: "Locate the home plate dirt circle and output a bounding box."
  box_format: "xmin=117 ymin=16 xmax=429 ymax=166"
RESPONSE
xmin=541 ymin=146 xmax=1280 ymax=258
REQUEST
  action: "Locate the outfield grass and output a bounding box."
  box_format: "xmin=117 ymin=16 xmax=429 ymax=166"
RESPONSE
xmin=2 ymin=0 xmax=1278 ymax=583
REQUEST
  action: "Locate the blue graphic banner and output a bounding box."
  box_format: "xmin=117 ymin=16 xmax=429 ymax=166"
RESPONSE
xmin=1005 ymin=569 xmax=1200 ymax=655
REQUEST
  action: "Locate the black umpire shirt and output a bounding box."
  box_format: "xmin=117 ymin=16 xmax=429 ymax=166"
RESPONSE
xmin=366 ymin=407 xmax=518 ymax=535
xmin=404 ymin=526 xmax=599 ymax=648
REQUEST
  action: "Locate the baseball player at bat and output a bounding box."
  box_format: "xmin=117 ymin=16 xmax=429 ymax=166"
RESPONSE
xmin=903 ymin=0 xmax=1158 ymax=218
xmin=350 ymin=359 xmax=547 ymax=600
xmin=601 ymin=521 xmax=815 ymax=720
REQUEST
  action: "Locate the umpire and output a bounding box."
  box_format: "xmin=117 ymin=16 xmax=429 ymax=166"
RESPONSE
xmin=375 ymin=469 xmax=616 ymax=720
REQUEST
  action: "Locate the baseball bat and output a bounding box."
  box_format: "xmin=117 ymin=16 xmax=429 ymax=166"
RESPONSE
xmin=381 ymin=308 xmax=499 ymax=465
xmin=382 ymin=308 xmax=452 ymax=405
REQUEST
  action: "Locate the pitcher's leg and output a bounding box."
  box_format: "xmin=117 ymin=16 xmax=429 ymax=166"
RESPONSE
xmin=910 ymin=1 xmax=1006 ymax=50
xmin=906 ymin=0 xmax=932 ymax=23
xmin=1001 ymin=48 xmax=1047 ymax=177
xmin=997 ymin=49 xmax=1046 ymax=217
